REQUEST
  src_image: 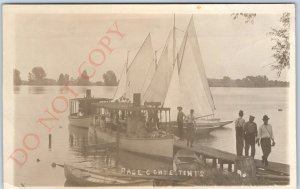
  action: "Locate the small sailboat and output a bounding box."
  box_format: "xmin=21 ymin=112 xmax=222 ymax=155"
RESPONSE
xmin=142 ymin=16 xmax=232 ymax=131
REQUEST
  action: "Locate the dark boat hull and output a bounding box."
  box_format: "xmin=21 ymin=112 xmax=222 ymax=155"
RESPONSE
xmin=64 ymin=164 xmax=152 ymax=186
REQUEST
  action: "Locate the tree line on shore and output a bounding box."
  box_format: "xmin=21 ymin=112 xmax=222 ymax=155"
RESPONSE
xmin=13 ymin=67 xmax=118 ymax=86
xmin=208 ymin=76 xmax=289 ymax=88
xmin=14 ymin=67 xmax=289 ymax=88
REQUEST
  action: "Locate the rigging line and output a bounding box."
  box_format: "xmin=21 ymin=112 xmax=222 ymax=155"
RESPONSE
xmin=112 ymin=51 xmax=129 ymax=99
xmin=188 ymin=17 xmax=216 ymax=110
xmin=175 ymin=27 xmax=185 ymax=33
xmin=126 ymin=33 xmax=151 ymax=72
xmin=142 ymin=30 xmax=173 ymax=100
xmin=177 ymin=32 xmax=188 ymax=73
xmin=113 ymin=62 xmax=127 ymax=99
xmin=138 ymin=55 xmax=155 ymax=93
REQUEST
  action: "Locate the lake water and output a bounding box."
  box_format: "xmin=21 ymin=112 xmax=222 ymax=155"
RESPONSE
xmin=12 ymin=86 xmax=290 ymax=186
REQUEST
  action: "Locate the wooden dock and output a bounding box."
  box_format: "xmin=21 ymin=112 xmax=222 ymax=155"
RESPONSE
xmin=173 ymin=140 xmax=289 ymax=176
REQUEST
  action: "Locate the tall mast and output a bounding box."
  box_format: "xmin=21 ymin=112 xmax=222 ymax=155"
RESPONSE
xmin=126 ymin=50 xmax=129 ymax=69
xmin=173 ymin=14 xmax=176 ymax=67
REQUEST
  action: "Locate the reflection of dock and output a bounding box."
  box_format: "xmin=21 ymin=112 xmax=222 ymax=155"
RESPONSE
xmin=173 ymin=140 xmax=289 ymax=176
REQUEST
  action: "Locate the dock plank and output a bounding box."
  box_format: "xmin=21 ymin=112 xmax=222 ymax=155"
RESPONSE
xmin=174 ymin=140 xmax=289 ymax=175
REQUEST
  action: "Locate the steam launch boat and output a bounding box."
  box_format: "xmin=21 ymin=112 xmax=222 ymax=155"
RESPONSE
xmin=69 ymin=89 xmax=111 ymax=128
xmin=90 ymin=93 xmax=174 ymax=160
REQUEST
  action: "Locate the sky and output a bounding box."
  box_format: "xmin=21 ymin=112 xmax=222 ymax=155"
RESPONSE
xmin=14 ymin=13 xmax=288 ymax=82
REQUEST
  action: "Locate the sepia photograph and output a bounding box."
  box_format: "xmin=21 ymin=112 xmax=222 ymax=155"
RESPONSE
xmin=3 ymin=4 xmax=296 ymax=188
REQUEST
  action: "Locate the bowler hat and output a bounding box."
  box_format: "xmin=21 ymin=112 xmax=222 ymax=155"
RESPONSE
xmin=262 ymin=115 xmax=270 ymax=121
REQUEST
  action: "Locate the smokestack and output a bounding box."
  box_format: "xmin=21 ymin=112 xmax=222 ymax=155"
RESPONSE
xmin=133 ymin=93 xmax=141 ymax=106
xmin=86 ymin=89 xmax=91 ymax=98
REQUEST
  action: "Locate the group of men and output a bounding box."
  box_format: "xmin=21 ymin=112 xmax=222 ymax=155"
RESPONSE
xmin=177 ymin=106 xmax=196 ymax=147
xmin=235 ymin=110 xmax=275 ymax=166
xmin=176 ymin=107 xmax=275 ymax=167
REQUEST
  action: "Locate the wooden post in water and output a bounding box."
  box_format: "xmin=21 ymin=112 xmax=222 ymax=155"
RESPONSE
xmin=48 ymin=134 xmax=52 ymax=149
xmin=212 ymin=158 xmax=217 ymax=168
xmin=219 ymin=159 xmax=224 ymax=170
xmin=228 ymin=163 xmax=232 ymax=172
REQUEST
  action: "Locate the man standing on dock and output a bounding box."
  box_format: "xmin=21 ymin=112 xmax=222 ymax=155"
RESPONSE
xmin=257 ymin=115 xmax=275 ymax=166
xmin=235 ymin=110 xmax=245 ymax=156
xmin=177 ymin=106 xmax=185 ymax=140
xmin=186 ymin=109 xmax=196 ymax=147
xmin=244 ymin=115 xmax=257 ymax=158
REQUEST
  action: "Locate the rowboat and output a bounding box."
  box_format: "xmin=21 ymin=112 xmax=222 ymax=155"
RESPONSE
xmin=64 ymin=164 xmax=152 ymax=186
xmin=173 ymin=150 xmax=203 ymax=172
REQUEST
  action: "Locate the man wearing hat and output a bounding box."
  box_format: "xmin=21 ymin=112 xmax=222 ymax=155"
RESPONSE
xmin=177 ymin=106 xmax=185 ymax=140
xmin=244 ymin=115 xmax=258 ymax=158
xmin=257 ymin=115 xmax=275 ymax=166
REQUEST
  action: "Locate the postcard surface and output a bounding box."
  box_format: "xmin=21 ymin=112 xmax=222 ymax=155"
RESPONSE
xmin=3 ymin=4 xmax=296 ymax=188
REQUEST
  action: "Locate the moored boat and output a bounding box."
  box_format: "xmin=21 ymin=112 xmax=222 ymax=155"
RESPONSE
xmin=171 ymin=124 xmax=219 ymax=136
xmin=91 ymin=99 xmax=174 ymax=160
xmin=69 ymin=115 xmax=93 ymax=128
xmin=64 ymin=164 xmax=152 ymax=186
xmin=173 ymin=149 xmax=203 ymax=172
xmin=68 ymin=89 xmax=111 ymax=128
xmin=195 ymin=125 xmax=220 ymax=135
xmin=196 ymin=120 xmax=233 ymax=128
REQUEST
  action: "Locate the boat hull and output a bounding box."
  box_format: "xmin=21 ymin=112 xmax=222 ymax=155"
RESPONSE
xmin=94 ymin=127 xmax=173 ymax=160
xmin=195 ymin=126 xmax=219 ymax=135
xmin=64 ymin=164 xmax=151 ymax=186
xmin=196 ymin=120 xmax=233 ymax=128
xmin=68 ymin=115 xmax=93 ymax=128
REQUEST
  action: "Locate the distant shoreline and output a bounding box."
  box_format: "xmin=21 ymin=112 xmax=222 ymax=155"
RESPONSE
xmin=13 ymin=84 xmax=289 ymax=88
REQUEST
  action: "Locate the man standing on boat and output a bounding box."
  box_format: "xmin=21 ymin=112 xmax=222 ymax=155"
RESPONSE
xmin=235 ymin=110 xmax=245 ymax=156
xmin=257 ymin=115 xmax=275 ymax=166
xmin=186 ymin=109 xmax=196 ymax=147
xmin=244 ymin=115 xmax=257 ymax=158
xmin=177 ymin=106 xmax=185 ymax=140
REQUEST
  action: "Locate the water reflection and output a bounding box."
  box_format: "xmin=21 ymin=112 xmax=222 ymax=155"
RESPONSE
xmin=67 ymin=125 xmax=172 ymax=185
xmin=14 ymin=86 xmax=21 ymax=94
xmin=28 ymin=86 xmax=46 ymax=94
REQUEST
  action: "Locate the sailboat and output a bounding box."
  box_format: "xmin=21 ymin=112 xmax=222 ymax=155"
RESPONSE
xmin=91 ymin=33 xmax=174 ymax=160
xmin=142 ymin=16 xmax=232 ymax=131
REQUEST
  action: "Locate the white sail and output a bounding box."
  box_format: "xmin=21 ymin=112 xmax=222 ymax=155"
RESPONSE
xmin=143 ymin=30 xmax=174 ymax=104
xmin=126 ymin=34 xmax=155 ymax=101
xmin=113 ymin=60 xmax=128 ymax=100
xmin=177 ymin=17 xmax=215 ymax=117
xmin=140 ymin=53 xmax=157 ymax=97
xmin=163 ymin=62 xmax=180 ymax=121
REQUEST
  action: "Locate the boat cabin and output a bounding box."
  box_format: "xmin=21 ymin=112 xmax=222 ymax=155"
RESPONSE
xmin=92 ymin=94 xmax=171 ymax=138
xmin=69 ymin=89 xmax=111 ymax=117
